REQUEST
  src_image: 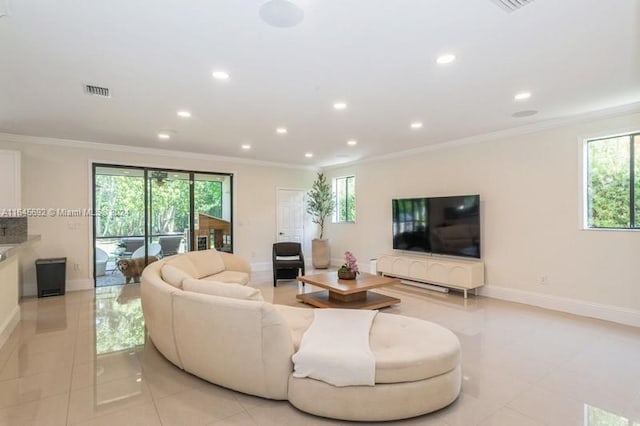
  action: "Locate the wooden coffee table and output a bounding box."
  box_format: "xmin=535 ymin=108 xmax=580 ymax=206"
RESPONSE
xmin=296 ymin=271 xmax=401 ymax=310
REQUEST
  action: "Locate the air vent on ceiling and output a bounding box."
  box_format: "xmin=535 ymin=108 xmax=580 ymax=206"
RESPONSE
xmin=84 ymin=84 xmax=110 ymax=98
xmin=491 ymin=0 xmax=534 ymax=13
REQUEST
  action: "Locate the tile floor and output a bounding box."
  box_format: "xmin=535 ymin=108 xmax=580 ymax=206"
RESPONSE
xmin=1 ymin=271 xmax=639 ymax=425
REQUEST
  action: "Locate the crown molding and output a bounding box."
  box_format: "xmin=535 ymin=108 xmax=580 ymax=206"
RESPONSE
xmin=323 ymin=101 xmax=640 ymax=170
xmin=0 ymin=132 xmax=317 ymax=171
xmin=2 ymin=101 xmax=639 ymax=172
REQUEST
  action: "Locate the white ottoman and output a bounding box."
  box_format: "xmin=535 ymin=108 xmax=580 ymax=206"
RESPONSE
xmin=284 ymin=311 xmax=462 ymax=421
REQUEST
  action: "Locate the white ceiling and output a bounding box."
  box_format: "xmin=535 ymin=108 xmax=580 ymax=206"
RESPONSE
xmin=1 ymin=0 xmax=639 ymax=167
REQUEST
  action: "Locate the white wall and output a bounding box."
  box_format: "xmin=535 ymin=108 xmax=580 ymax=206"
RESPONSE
xmin=324 ymin=112 xmax=640 ymax=322
xmin=0 ymin=150 xmax=21 ymax=210
xmin=0 ymin=135 xmax=316 ymax=295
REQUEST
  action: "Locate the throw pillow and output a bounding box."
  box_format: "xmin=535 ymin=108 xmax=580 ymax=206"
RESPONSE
xmin=161 ymin=264 xmax=194 ymax=288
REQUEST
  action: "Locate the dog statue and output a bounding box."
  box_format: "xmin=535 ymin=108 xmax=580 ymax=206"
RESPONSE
xmin=117 ymin=256 xmax=158 ymax=284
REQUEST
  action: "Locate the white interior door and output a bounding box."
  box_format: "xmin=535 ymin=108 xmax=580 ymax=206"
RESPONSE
xmin=277 ymin=189 xmax=305 ymax=243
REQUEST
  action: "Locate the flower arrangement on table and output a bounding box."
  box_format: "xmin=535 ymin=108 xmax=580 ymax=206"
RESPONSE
xmin=338 ymin=251 xmax=359 ymax=280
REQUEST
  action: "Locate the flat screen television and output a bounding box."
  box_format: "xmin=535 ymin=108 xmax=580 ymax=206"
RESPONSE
xmin=392 ymin=195 xmax=481 ymax=259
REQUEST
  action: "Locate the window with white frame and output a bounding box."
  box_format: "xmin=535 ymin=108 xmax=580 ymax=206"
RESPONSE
xmin=585 ymin=132 xmax=640 ymax=229
xmin=333 ymin=175 xmax=356 ymax=223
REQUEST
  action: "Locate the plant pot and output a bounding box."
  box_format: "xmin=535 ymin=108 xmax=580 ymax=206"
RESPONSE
xmin=311 ymin=238 xmax=330 ymax=269
xmin=337 ymin=268 xmax=357 ymax=280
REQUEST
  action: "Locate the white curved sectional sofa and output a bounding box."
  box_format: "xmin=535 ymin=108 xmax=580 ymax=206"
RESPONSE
xmin=141 ymin=249 xmax=462 ymax=422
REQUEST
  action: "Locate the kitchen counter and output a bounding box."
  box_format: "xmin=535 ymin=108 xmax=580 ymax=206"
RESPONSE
xmin=0 ymin=234 xmax=41 ymax=262
xmin=0 ymin=234 xmax=40 ymax=349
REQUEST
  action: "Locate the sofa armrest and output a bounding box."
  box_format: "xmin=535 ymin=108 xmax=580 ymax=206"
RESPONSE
xmin=219 ymin=252 xmax=251 ymax=274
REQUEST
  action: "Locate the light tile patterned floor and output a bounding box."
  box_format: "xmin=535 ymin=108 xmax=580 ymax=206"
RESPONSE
xmin=1 ymin=270 xmax=639 ymax=425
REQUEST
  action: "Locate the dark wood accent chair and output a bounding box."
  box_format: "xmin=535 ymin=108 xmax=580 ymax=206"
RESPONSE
xmin=272 ymin=242 xmax=305 ymax=287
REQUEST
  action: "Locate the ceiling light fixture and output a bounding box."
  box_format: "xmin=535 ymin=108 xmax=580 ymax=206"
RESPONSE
xmin=276 ymin=127 xmax=288 ymax=134
xmin=305 ymin=152 xmax=313 ymax=158
xmin=347 ymin=139 xmax=357 ymax=146
xmin=259 ymin=0 xmax=304 ymax=28
xmin=514 ymin=91 xmax=532 ymax=101
xmin=241 ymin=144 xmax=251 ymax=150
xmin=436 ymin=54 xmax=456 ymax=64
xmin=333 ymin=102 xmax=347 ymax=110
xmin=212 ymin=71 xmax=230 ymax=80
xmin=151 ymin=171 xmax=168 ymax=185
xmin=157 ymin=132 xmax=171 ymax=140
xmin=177 ymin=110 xmax=191 ymax=118
xmin=410 ymin=122 xmax=423 ymax=129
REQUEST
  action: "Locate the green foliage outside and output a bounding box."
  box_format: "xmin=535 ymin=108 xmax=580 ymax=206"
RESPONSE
xmin=587 ymin=136 xmax=639 ymax=228
xmin=307 ymin=172 xmax=335 ymax=239
xmin=95 ymin=175 xmax=222 ymax=237
xmin=586 ymin=404 xmax=636 ymax=426
xmin=336 ymin=176 xmax=356 ymax=222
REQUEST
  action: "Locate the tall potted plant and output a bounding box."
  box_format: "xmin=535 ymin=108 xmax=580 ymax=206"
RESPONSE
xmin=307 ymin=172 xmax=335 ymax=268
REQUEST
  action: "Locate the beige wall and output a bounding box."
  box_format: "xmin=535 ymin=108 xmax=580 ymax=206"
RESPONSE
xmin=0 ymin=136 xmax=315 ymax=295
xmin=3 ymin=111 xmax=640 ymax=322
xmin=324 ymin=112 xmax=640 ymax=314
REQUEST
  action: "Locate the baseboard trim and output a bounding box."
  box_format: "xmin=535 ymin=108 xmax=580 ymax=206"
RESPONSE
xmin=0 ymin=305 xmax=20 ymax=350
xmin=251 ymin=262 xmax=272 ymax=272
xmin=67 ymin=279 xmax=94 ymax=292
xmin=23 ymin=279 xmax=94 ymax=297
xmin=479 ymin=285 xmax=640 ymax=328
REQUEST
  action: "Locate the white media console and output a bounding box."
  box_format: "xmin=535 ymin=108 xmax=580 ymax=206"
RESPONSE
xmin=376 ymin=254 xmax=485 ymax=298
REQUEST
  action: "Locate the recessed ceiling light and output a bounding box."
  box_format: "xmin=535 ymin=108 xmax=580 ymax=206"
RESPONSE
xmin=333 ymin=102 xmax=347 ymax=110
xmin=241 ymin=144 xmax=251 ymax=150
xmin=157 ymin=132 xmax=171 ymax=140
xmin=436 ymin=54 xmax=456 ymax=64
xmin=514 ymin=91 xmax=532 ymax=101
xmin=305 ymin=152 xmax=313 ymax=158
xmin=410 ymin=122 xmax=423 ymax=129
xmin=212 ymin=71 xmax=230 ymax=80
xmin=259 ymin=0 xmax=304 ymax=28
xmin=276 ymin=127 xmax=288 ymax=134
xmin=347 ymin=139 xmax=357 ymax=146
xmin=177 ymin=110 xmax=191 ymax=118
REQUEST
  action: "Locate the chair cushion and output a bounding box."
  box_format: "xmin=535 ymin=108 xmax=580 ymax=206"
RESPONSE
xmin=185 ymin=249 xmax=226 ymax=278
xmin=201 ymin=270 xmax=250 ymax=285
xmin=165 ymin=255 xmax=199 ymax=278
xmin=183 ymin=279 xmax=263 ymax=301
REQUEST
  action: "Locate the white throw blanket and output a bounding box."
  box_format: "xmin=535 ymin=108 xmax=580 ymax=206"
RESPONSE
xmin=292 ymin=308 xmax=378 ymax=387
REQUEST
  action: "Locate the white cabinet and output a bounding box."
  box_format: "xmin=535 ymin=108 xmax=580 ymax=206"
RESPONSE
xmin=0 ymin=150 xmax=21 ymax=210
xmin=377 ymin=254 xmax=484 ymax=298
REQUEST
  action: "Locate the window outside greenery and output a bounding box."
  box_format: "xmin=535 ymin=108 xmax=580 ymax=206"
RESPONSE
xmin=585 ymin=403 xmax=640 ymax=426
xmin=586 ymin=133 xmax=639 ymax=229
xmin=95 ymin=173 xmax=223 ymax=237
xmin=334 ymin=175 xmax=356 ymax=223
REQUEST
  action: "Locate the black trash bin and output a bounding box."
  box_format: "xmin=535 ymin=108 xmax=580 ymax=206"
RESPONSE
xmin=36 ymin=257 xmax=67 ymax=297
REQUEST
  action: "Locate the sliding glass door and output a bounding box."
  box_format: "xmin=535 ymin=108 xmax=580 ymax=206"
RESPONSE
xmin=93 ymin=164 xmax=233 ymax=287
xmin=148 ymin=170 xmax=190 ymax=259
xmin=193 ymin=173 xmax=233 ymax=252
